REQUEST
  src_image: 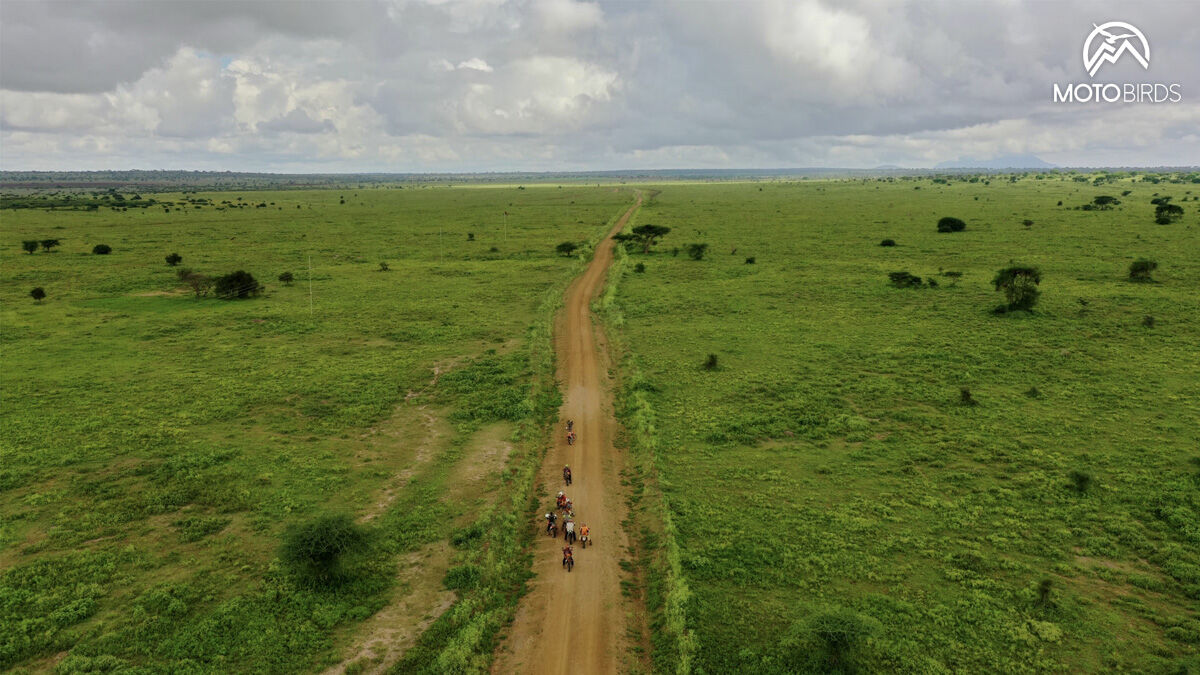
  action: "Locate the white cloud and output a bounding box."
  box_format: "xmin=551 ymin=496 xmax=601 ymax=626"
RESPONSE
xmin=1 ymin=0 xmax=1197 ymax=170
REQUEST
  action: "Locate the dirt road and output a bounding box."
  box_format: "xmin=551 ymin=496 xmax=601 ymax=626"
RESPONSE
xmin=492 ymin=195 xmax=642 ymax=674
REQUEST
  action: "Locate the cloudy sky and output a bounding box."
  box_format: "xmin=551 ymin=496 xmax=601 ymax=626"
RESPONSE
xmin=2 ymin=0 xmax=1198 ymax=171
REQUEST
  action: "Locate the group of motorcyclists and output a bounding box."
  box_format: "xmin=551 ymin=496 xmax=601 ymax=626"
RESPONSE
xmin=547 ymin=419 xmax=590 ymax=572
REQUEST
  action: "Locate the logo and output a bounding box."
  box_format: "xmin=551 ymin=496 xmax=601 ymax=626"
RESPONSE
xmin=1052 ymin=20 xmax=1180 ymax=104
xmin=1083 ymin=22 xmax=1149 ymax=77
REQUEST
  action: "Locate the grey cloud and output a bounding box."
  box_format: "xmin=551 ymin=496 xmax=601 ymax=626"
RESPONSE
xmin=259 ymin=109 xmax=335 ymax=134
xmin=1 ymin=0 xmax=1198 ymax=171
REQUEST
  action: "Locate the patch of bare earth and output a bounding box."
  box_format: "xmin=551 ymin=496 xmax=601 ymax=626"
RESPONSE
xmin=322 ymin=542 xmax=456 ymax=675
xmin=326 ymin=400 xmax=516 ymax=672
xmin=359 ymin=404 xmax=452 ymax=523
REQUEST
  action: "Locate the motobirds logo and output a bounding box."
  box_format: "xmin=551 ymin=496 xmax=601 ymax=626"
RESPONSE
xmin=1053 ymin=21 xmax=1182 ymax=103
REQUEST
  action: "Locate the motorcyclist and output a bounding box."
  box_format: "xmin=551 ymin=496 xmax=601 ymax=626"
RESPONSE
xmin=564 ymin=517 xmax=576 ymax=544
xmin=545 ymin=512 xmax=557 ymax=535
xmin=563 ymin=465 xmax=572 ymax=485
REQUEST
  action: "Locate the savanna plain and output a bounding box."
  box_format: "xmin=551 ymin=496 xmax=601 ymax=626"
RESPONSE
xmin=2 ymin=174 xmax=1199 ymax=674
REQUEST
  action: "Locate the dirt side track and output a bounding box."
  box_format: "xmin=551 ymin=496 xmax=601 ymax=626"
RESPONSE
xmin=492 ymin=195 xmax=643 ymax=674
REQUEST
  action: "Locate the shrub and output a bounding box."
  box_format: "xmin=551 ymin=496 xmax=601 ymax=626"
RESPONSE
xmin=960 ymin=387 xmax=977 ymax=406
xmin=1143 ymin=315 xmax=1155 ymax=328
xmin=1036 ymin=579 xmax=1054 ymax=608
xmin=280 ymin=513 xmax=368 ymax=587
xmin=1129 ymin=259 xmax=1158 ymax=282
xmin=1155 ymin=215 xmax=1172 ymax=225
xmin=1025 ymin=386 xmax=1041 ymax=398
xmin=556 ymin=241 xmax=579 ymax=257
xmin=879 ymin=239 xmax=896 ymax=247
xmin=181 ymin=272 xmax=213 ymax=298
xmin=1023 ymin=219 xmax=1034 ymax=228
xmin=165 ymin=252 xmax=182 ymax=266
xmin=888 ymin=271 xmax=923 ymax=288
xmin=685 ymin=243 xmax=709 ymax=261
xmin=22 ymin=240 xmax=38 ymax=254
xmin=1156 ymin=203 xmax=1184 ymax=223
xmin=937 ymin=216 xmax=966 ymax=233
xmin=30 ymin=287 xmax=46 ymax=303
xmin=1069 ymin=470 xmax=1093 ymax=493
xmin=467 ymin=232 xmax=474 ymax=241
xmin=745 ymin=257 xmax=756 ymax=264
xmin=703 ymin=353 xmax=718 ymax=371
xmin=378 ymin=261 xmax=389 ymax=272
xmin=92 ymin=244 xmax=112 ymax=255
xmin=278 ymin=271 xmax=295 ymax=286
xmin=213 ymin=271 xmax=262 ymax=300
xmin=993 ymin=265 xmax=1042 ymax=311
xmin=442 ymin=564 xmax=482 ymax=590
xmin=784 ymin=608 xmax=880 ymax=673
xmin=1093 ymin=195 xmax=1120 ymax=207
xmin=634 ymin=263 xmax=645 ymax=273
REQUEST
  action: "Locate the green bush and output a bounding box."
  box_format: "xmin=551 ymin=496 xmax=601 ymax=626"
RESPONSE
xmin=937 ymin=216 xmax=966 ymax=233
xmin=879 ymin=239 xmax=896 ymax=247
xmin=634 ymin=262 xmax=646 ymax=273
xmin=213 ymin=270 xmax=262 ymax=299
xmin=165 ymin=252 xmax=182 ymax=266
xmin=1069 ymin=470 xmax=1093 ymax=493
xmin=783 ymin=608 xmax=880 ymax=673
xmin=92 ymin=244 xmax=112 ymax=255
xmin=280 ymin=513 xmax=369 ymax=587
xmin=30 ymin=287 xmax=45 ymax=303
xmin=1129 ymin=259 xmax=1158 ymax=282
xmin=443 ymin=564 xmax=482 ymax=590
xmin=686 ymin=243 xmax=709 ymax=261
xmin=555 ymin=241 xmax=579 ymax=257
xmin=888 ymin=271 xmax=923 ymax=288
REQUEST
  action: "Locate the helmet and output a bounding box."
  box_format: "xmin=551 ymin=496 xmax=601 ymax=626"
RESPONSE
xmin=545 ymin=513 xmax=550 ymax=518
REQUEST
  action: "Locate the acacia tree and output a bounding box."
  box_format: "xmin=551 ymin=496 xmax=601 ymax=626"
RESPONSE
xmin=30 ymin=287 xmax=46 ymax=303
xmin=22 ymin=240 xmax=38 ymax=254
xmin=556 ymin=241 xmax=579 ymax=257
xmin=993 ymin=265 xmax=1042 ymax=311
xmin=614 ymin=224 xmax=671 ymax=253
xmin=40 ymin=239 xmax=61 ymax=252
xmin=166 ymin=252 xmax=183 ymax=266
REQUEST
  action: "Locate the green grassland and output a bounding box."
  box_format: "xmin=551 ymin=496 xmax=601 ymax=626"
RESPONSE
xmin=0 ymin=185 xmax=631 ymax=672
xmin=607 ymin=177 xmax=1200 ymax=673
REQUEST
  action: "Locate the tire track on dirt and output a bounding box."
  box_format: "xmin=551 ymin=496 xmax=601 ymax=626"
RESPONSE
xmin=492 ymin=194 xmax=644 ymax=674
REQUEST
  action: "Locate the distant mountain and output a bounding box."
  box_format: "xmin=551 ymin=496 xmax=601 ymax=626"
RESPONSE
xmin=934 ymin=154 xmax=1056 ymax=170
xmin=872 ymin=164 xmax=905 ymax=170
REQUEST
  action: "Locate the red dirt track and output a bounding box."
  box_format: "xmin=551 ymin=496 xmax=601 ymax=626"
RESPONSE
xmin=492 ymin=195 xmax=642 ymax=674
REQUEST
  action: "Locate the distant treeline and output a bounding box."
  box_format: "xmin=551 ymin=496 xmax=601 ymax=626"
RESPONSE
xmin=2 ymin=167 xmax=1198 ymax=193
